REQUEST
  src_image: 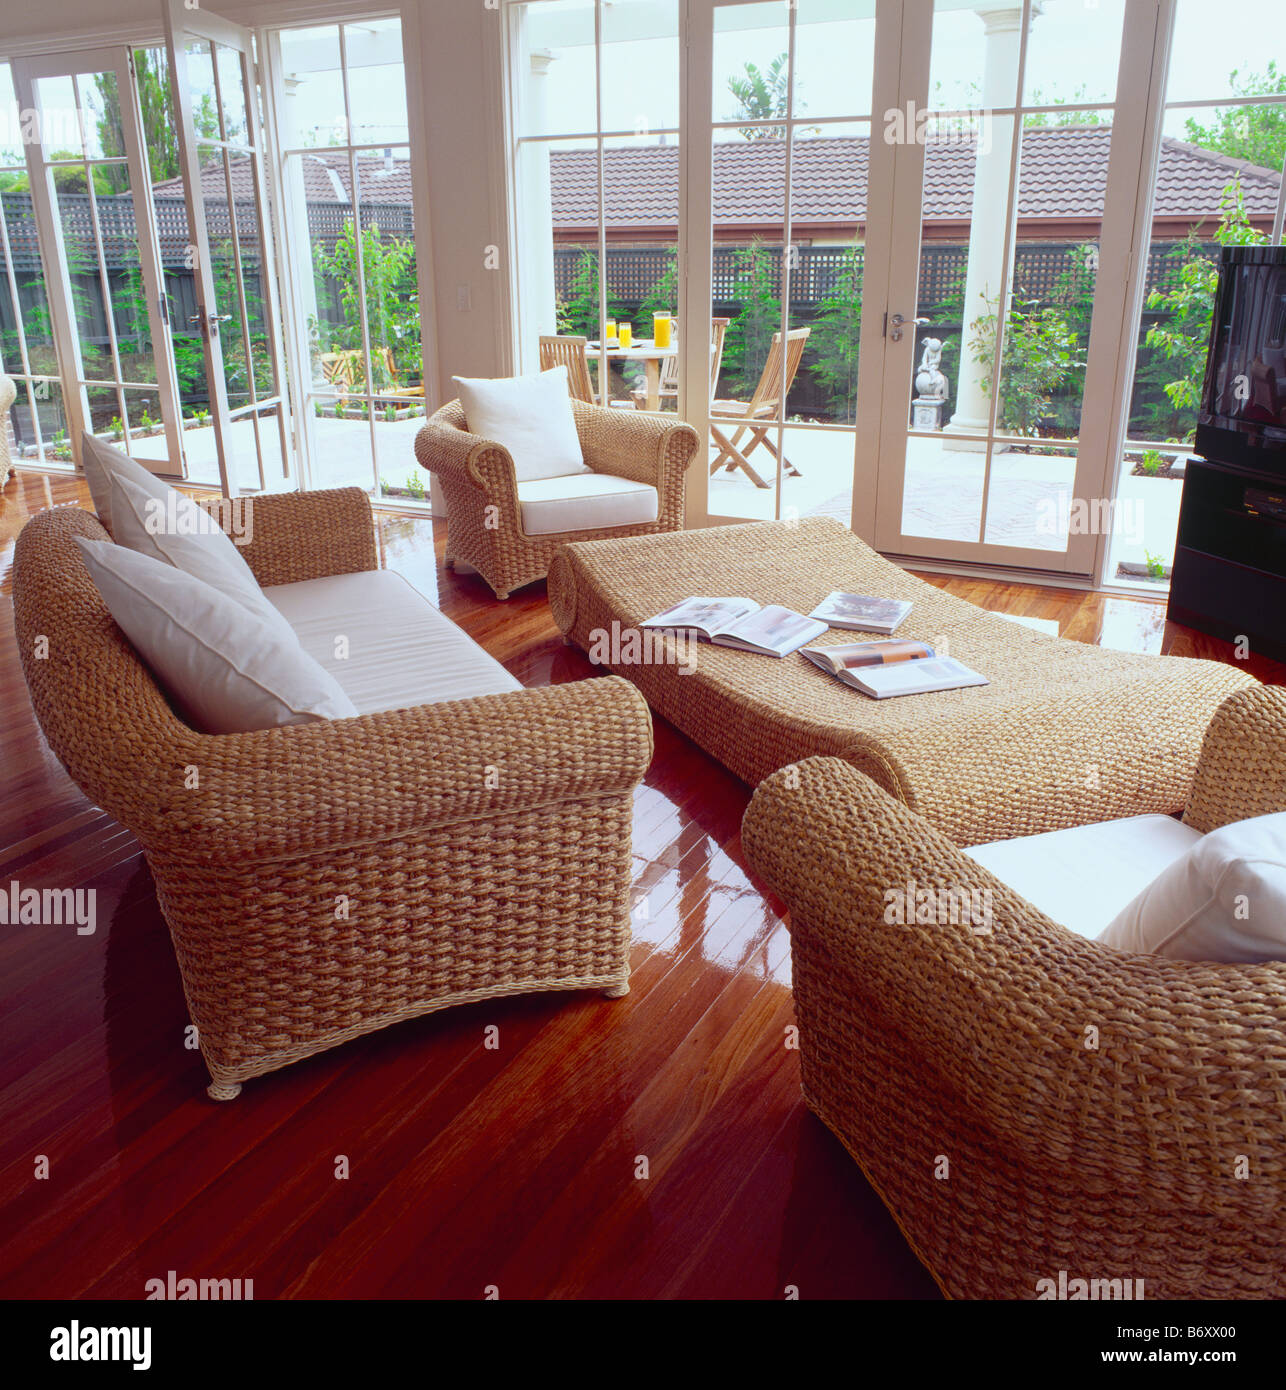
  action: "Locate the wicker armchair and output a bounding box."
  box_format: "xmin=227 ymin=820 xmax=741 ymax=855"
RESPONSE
xmin=415 ymin=397 xmax=699 ymax=599
xmin=13 ymin=488 xmax=653 ymax=1100
xmin=741 ymin=685 xmax=1286 ymax=1300
xmin=1 ymin=374 xmax=16 ymax=487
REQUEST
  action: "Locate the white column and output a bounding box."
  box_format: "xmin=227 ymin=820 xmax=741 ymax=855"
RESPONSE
xmin=516 ymin=48 xmax=558 ymax=373
xmin=942 ymin=2 xmax=1039 ymax=453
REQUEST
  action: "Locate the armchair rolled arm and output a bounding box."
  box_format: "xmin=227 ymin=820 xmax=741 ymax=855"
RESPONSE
xmin=1183 ymin=685 xmax=1286 ymax=833
xmin=742 ymin=756 xmax=1286 ymax=1215
xmin=414 ymin=401 xmax=519 ymax=500
xmin=199 ymin=486 xmax=378 ymax=586
xmin=131 ymin=676 xmax=653 ymax=864
xmin=570 ymin=398 xmax=699 ymax=498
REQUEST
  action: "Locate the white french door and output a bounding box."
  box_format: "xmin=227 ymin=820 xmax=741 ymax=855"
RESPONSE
xmin=678 ymin=0 xmax=1168 ymax=577
xmin=868 ymin=0 xmax=1162 ymax=576
xmin=12 ymin=48 xmax=185 ymax=474
xmin=682 ymin=0 xmax=896 ymax=528
xmin=163 ymin=0 xmax=292 ymax=495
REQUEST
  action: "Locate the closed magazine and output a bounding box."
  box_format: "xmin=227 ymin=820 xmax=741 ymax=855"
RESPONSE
xmin=808 ymin=591 xmax=913 ymax=634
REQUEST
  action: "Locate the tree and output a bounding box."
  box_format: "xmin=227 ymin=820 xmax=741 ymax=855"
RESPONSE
xmin=721 ymin=238 xmax=782 ymax=397
xmin=312 ymin=222 xmax=419 ymax=387
xmin=727 ymin=55 xmax=790 ymax=140
xmin=92 ymin=52 xmax=223 ymax=193
xmin=1024 ymin=86 xmax=1108 ymax=128
xmin=1144 ymin=177 xmax=1266 ymax=437
xmin=972 ymin=292 xmax=1084 ymax=437
xmin=1183 ymin=63 xmax=1286 ymax=171
xmin=805 ymin=247 xmax=863 ymax=421
xmin=555 ymin=249 xmax=621 ymax=339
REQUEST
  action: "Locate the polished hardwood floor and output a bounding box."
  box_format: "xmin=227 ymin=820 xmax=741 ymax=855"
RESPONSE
xmin=2 ymin=468 xmax=1282 ymax=1301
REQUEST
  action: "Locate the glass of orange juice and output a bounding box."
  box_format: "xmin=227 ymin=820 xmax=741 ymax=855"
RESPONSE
xmin=618 ymin=321 xmax=633 ymax=349
xmin=605 ymin=319 xmax=617 ymax=343
xmin=653 ymin=313 xmax=672 ymax=349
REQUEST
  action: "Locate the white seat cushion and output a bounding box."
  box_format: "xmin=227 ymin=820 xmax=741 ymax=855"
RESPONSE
xmin=264 ymin=569 xmax=521 ymax=714
xmin=517 ymin=472 xmax=659 ymax=537
xmin=964 ymin=814 xmax=1202 ymax=941
xmin=1099 ymin=812 xmax=1286 ymax=963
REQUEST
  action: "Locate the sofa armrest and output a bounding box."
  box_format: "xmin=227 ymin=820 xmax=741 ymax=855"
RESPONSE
xmin=127 ymin=676 xmax=653 ymax=865
xmin=414 ymin=401 xmax=520 ymax=501
xmin=200 ymin=487 xmax=379 ymax=586
xmin=742 ymin=755 xmax=1286 ymax=1214
xmin=1183 ymin=685 xmax=1286 ymax=833
xmin=571 ymin=398 xmax=699 ymax=501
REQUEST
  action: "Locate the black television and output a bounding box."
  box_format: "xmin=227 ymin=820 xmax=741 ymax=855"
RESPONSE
xmin=1194 ymin=244 xmax=1286 ymax=476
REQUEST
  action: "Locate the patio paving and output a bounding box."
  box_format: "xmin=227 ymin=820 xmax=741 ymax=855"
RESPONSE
xmin=132 ymin=414 xmax=1182 ymax=575
xmin=709 ymin=427 xmax=1182 ymax=567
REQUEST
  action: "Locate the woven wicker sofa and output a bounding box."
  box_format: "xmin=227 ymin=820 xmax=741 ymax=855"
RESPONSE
xmin=741 ymin=685 xmax=1286 ymax=1300
xmin=415 ymin=397 xmax=699 ymax=600
xmin=13 ymin=488 xmax=653 ymax=1100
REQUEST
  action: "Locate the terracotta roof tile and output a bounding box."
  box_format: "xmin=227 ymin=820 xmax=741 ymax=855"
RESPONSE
xmin=549 ymin=127 xmax=1280 ymax=228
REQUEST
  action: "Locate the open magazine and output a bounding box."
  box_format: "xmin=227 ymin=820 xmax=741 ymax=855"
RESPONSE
xmin=640 ymin=596 xmax=828 ymax=658
xmin=801 ymin=639 xmax=989 ymax=699
xmin=808 ymin=591 xmax=912 ymax=634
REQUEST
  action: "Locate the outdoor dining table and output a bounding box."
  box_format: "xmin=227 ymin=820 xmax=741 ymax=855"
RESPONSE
xmin=587 ymin=339 xmax=672 ymax=411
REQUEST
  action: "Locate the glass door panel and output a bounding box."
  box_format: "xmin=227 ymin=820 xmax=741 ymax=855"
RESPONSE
xmin=692 ymin=0 xmax=883 ymax=526
xmin=873 ymin=0 xmax=1133 ymax=573
xmin=271 ymin=15 xmax=427 ymax=499
xmin=13 ymin=55 xmax=182 ymax=472
xmin=165 ymin=0 xmax=291 ymax=495
xmin=1109 ymin=0 xmax=1286 ymax=589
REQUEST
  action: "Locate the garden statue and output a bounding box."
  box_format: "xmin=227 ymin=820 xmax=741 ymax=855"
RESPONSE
xmin=912 ymin=337 xmax=949 ymax=430
xmin=915 ymin=338 xmax=948 ymax=401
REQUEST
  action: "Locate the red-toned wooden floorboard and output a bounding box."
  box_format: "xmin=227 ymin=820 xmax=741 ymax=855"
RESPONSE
xmin=2 ymin=468 xmax=1280 ymax=1301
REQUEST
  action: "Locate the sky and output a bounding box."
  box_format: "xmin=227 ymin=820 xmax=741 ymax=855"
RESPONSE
xmin=514 ymin=0 xmax=1286 ymax=145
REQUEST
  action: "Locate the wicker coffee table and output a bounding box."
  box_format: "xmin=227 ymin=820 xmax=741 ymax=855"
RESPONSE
xmin=547 ymin=517 xmax=1257 ymax=845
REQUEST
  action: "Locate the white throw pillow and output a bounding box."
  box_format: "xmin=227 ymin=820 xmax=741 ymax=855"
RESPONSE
xmin=74 ymin=537 xmax=358 ymax=734
xmin=106 ymin=471 xmax=296 ymax=641
xmin=80 ymin=432 xmax=174 ymax=535
xmin=452 ymin=365 xmax=590 ymax=482
xmin=1098 ymin=811 xmax=1286 ymax=963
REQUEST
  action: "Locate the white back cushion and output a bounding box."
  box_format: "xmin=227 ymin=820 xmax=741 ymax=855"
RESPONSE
xmin=75 ymin=537 xmax=358 ymax=734
xmin=80 ymin=432 xmax=172 ymax=535
xmin=452 ymin=366 xmax=590 ymax=482
xmin=107 ymin=472 xmax=296 ymax=640
xmin=1098 ymin=812 xmax=1286 ymax=963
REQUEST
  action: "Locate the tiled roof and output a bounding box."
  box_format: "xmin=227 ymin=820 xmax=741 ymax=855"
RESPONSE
xmin=150 ymin=128 xmax=1280 ymax=228
xmin=548 ymin=127 xmax=1281 ymax=228
xmin=151 ymin=150 xmax=414 ymax=204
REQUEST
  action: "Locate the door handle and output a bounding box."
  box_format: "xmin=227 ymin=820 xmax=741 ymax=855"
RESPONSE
xmin=889 ymin=313 xmax=930 ymax=342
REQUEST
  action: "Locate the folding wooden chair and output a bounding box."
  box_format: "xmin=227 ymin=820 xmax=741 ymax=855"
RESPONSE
xmin=632 ymin=317 xmax=729 ymax=410
xmin=539 ymin=335 xmax=597 ymax=404
xmin=709 ymin=327 xmax=810 ymax=489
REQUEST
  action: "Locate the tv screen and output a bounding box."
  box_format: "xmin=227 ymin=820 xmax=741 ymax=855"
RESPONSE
xmin=1196 ymin=245 xmax=1286 ymax=473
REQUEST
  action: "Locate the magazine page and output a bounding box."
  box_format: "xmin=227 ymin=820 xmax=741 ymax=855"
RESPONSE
xmin=716 ymin=605 xmax=829 ymax=657
xmin=856 ymin=657 xmax=988 ymax=699
xmin=640 ymin=596 xmax=760 ymax=636
xmin=802 ymin=639 xmax=934 ymax=673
